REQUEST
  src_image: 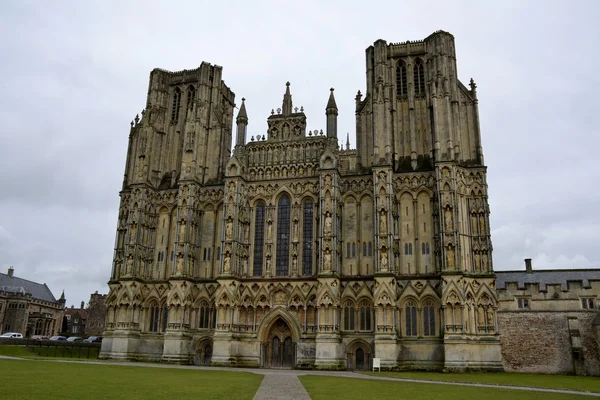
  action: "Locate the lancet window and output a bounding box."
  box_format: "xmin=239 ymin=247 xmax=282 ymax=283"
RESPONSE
xmin=276 ymin=195 xmax=291 ymax=276
xmin=171 ymin=87 xmax=182 ymax=122
xmin=302 ymin=199 xmax=313 ymax=275
xmin=253 ymin=201 xmax=265 ymax=276
xmin=405 ymin=300 xmax=417 ymax=336
xmin=396 ymin=60 xmax=407 ymax=97
xmin=423 ymin=300 xmax=436 ymax=336
xmin=414 ymin=59 xmax=425 ymax=97
xmin=358 ymin=300 xmax=372 ymax=331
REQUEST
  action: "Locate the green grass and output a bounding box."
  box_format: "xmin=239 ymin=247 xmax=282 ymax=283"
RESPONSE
xmin=361 ymin=371 xmax=600 ymax=393
xmin=0 ymin=344 xmax=100 ymax=360
xmin=0 ymin=359 xmax=263 ymax=400
xmin=300 ymin=375 xmax=591 ymax=400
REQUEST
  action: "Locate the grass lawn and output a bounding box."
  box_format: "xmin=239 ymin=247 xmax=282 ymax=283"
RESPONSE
xmin=299 ymin=375 xmax=591 ymax=400
xmin=0 ymin=344 xmax=100 ymax=360
xmin=361 ymin=371 xmax=600 ymax=393
xmin=0 ymin=359 xmax=263 ymax=400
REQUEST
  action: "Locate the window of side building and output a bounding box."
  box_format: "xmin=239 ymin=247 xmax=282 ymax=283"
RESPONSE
xmin=581 ymin=298 xmax=596 ymax=310
xmin=517 ymin=298 xmax=530 ymax=310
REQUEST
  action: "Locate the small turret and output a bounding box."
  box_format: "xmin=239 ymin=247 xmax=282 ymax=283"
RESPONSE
xmin=235 ymin=98 xmax=248 ymax=146
xmin=326 ymin=88 xmax=338 ymax=138
xmin=59 ymin=290 xmax=66 ymax=307
xmin=282 ymin=82 xmax=293 ymax=116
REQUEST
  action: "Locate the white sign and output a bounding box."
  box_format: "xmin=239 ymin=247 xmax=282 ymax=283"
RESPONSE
xmin=372 ymin=357 xmax=381 ymax=371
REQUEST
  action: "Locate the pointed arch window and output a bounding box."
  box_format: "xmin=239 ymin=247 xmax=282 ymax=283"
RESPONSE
xmin=423 ymin=300 xmax=436 ymax=336
xmin=198 ymin=301 xmax=211 ymax=329
xmin=148 ymin=303 xmax=160 ymax=332
xmin=343 ymin=300 xmax=355 ymax=331
xmin=414 ymin=59 xmax=425 ymax=97
xmin=276 ymin=195 xmax=291 ymax=276
xmin=187 ymin=85 xmax=195 ymax=110
xmin=253 ymin=202 xmax=265 ymax=276
xmin=171 ymin=87 xmax=182 ymax=122
xmin=359 ymin=300 xmax=372 ymax=331
xmin=302 ymin=199 xmax=313 ymax=275
xmin=405 ymin=300 xmax=417 ymax=336
xmin=396 ymin=60 xmax=407 ymax=97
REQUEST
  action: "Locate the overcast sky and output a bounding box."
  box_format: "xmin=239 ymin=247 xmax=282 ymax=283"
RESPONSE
xmin=1 ymin=0 xmax=599 ymax=307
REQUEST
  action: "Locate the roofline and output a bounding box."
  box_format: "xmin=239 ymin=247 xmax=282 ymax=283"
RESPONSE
xmin=496 ymin=268 xmax=600 ymax=273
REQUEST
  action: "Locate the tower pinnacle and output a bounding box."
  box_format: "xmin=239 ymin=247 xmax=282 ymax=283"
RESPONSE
xmin=282 ymin=82 xmax=293 ymax=116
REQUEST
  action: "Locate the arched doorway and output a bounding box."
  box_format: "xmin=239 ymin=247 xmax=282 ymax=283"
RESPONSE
xmin=356 ymin=348 xmax=365 ymax=370
xmin=345 ymin=339 xmax=372 ymax=371
xmin=263 ymin=318 xmax=295 ymax=368
xmin=194 ymin=341 xmax=213 ymax=366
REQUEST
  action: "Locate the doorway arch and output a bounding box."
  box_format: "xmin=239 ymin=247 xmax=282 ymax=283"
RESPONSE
xmin=346 ymin=339 xmax=373 ymax=371
xmin=193 ymin=339 xmax=213 ymax=366
xmin=259 ymin=311 xmax=299 ymax=368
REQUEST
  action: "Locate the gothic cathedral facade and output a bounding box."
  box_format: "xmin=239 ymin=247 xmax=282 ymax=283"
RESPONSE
xmin=100 ymin=31 xmax=502 ymax=371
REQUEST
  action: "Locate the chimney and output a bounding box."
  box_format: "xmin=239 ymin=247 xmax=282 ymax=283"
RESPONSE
xmin=525 ymin=258 xmax=533 ymax=274
xmin=81 ymin=301 xmax=85 ymax=309
xmin=7 ymin=266 xmax=14 ymax=277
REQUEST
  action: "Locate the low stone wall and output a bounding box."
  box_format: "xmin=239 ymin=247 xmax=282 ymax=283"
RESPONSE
xmin=498 ymin=311 xmax=599 ymax=376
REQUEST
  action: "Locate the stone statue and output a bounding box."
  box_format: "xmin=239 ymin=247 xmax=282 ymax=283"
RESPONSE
xmin=486 ymin=307 xmax=495 ymax=327
xmin=380 ymin=250 xmax=388 ymax=271
xmin=225 ymin=218 xmax=233 ymax=240
xmin=379 ymin=209 xmax=387 ymax=235
xmin=292 ymin=256 xmax=298 ymax=275
xmin=223 ymin=253 xmax=231 ymax=273
xmin=176 ymin=255 xmax=183 ymax=275
xmin=446 ymin=246 xmax=455 ymax=270
xmin=323 ymin=249 xmax=332 ymax=271
xmin=324 ymin=212 xmax=332 ymax=236
xmin=481 ymin=254 xmax=488 ymax=272
xmin=265 ymin=257 xmax=271 ymax=276
xmin=244 ymin=225 xmax=250 ymax=242
xmin=126 ymin=256 xmax=133 ymax=275
xmin=129 ymin=223 xmax=137 ymax=243
xmin=444 ymin=209 xmax=453 ymax=231
xmin=293 ymin=220 xmax=299 ymax=241
xmin=267 ymin=221 xmax=272 ymax=241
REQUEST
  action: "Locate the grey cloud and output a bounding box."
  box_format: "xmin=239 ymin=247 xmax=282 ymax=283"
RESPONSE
xmin=1 ymin=0 xmax=599 ymax=306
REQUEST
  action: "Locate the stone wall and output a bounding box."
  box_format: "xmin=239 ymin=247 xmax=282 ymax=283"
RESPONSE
xmin=86 ymin=293 xmax=107 ymax=336
xmin=499 ymin=311 xmax=600 ymax=376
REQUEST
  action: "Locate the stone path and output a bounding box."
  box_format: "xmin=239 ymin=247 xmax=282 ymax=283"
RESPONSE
xmin=2 ymin=356 xmax=599 ymax=398
xmin=253 ymin=374 xmax=310 ymax=400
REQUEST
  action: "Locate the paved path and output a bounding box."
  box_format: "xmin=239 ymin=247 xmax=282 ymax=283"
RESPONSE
xmin=252 ymin=374 xmax=310 ymax=400
xmin=1 ymin=356 xmax=598 ymax=398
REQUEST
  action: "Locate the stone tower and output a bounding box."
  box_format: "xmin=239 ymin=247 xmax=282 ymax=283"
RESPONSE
xmin=101 ymin=31 xmax=501 ymax=372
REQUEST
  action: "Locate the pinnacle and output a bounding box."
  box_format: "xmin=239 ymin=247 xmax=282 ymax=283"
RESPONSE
xmin=326 ymin=87 xmax=338 ymax=110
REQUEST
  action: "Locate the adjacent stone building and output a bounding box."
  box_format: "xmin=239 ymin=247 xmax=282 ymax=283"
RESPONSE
xmin=0 ymin=267 xmax=65 ymax=337
xmin=86 ymin=291 xmax=107 ymax=336
xmin=497 ymin=259 xmax=600 ymax=376
xmin=100 ymin=30 xmax=504 ymax=371
xmin=63 ymin=302 xmax=88 ymax=335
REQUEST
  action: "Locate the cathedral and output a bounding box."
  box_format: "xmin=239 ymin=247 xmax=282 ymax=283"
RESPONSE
xmin=99 ymin=30 xmax=503 ymax=371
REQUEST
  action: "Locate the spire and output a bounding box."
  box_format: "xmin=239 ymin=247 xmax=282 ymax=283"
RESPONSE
xmin=326 ymin=88 xmax=338 ymax=138
xmin=326 ymin=87 xmax=338 ymax=111
xmin=282 ymin=82 xmax=293 ymax=116
xmin=235 ymin=98 xmax=248 ymax=147
xmin=60 ymin=290 xmax=65 ymax=301
xmin=236 ymin=97 xmax=248 ymax=122
xmin=346 ymin=133 xmax=350 ymax=150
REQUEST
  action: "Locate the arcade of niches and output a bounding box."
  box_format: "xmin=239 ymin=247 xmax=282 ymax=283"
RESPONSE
xmin=99 ymin=30 xmax=504 ymax=371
